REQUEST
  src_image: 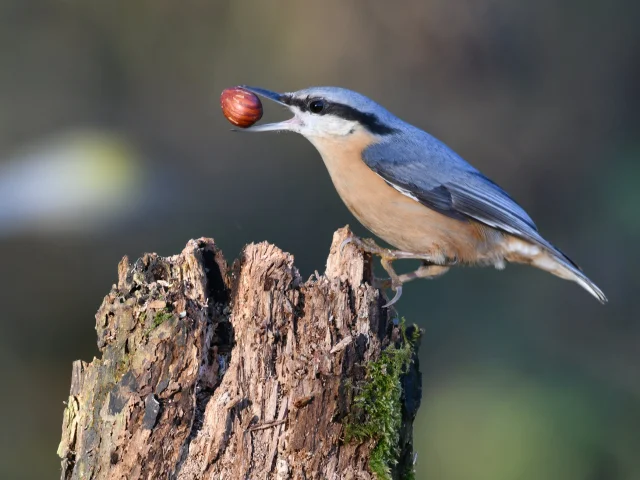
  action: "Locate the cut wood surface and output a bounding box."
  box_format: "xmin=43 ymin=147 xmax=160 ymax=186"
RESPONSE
xmin=58 ymin=227 xmax=422 ymax=480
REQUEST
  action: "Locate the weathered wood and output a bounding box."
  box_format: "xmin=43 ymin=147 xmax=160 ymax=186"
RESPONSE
xmin=58 ymin=227 xmax=421 ymax=479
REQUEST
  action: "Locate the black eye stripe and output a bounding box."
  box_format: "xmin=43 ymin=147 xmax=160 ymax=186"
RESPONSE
xmin=324 ymin=104 xmax=397 ymax=135
xmin=280 ymin=95 xmax=398 ymax=136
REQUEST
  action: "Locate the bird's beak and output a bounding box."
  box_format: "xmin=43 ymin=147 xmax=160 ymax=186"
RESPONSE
xmin=238 ymin=86 xmax=300 ymax=133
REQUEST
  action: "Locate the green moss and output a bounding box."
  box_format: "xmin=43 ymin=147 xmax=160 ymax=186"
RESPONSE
xmin=345 ymin=319 xmax=419 ymax=480
xmin=153 ymin=309 xmax=172 ymax=327
xmin=144 ymin=309 xmax=173 ymax=336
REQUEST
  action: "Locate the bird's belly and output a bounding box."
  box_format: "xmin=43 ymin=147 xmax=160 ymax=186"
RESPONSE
xmin=316 ymin=137 xmax=500 ymax=264
xmin=344 ymin=189 xmax=492 ymax=263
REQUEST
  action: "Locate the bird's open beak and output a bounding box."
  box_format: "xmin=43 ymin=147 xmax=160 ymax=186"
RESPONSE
xmin=238 ymin=86 xmax=300 ymax=133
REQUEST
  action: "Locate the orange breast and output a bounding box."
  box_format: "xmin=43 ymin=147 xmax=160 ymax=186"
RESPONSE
xmin=309 ymin=130 xmax=503 ymax=265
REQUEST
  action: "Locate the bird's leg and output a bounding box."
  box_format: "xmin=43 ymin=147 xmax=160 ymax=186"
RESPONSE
xmin=342 ymin=234 xmax=453 ymax=307
xmin=379 ymin=257 xmax=404 ymax=307
xmin=341 ymin=235 xmax=435 ymax=262
xmin=376 ymin=262 xmax=450 ymax=289
xmin=341 ymin=235 xmax=408 ymax=307
xmin=341 ymin=235 xmax=388 ymax=257
xmin=399 ymin=263 xmax=450 ymax=283
xmin=342 ymin=234 xmax=445 ymax=265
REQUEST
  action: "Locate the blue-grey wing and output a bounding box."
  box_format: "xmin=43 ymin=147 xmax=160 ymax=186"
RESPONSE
xmin=363 ymin=132 xmax=550 ymax=249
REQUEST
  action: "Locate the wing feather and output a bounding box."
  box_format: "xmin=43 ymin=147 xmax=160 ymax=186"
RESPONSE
xmin=362 ymin=130 xmax=602 ymax=301
xmin=363 ymin=133 xmax=551 ymax=250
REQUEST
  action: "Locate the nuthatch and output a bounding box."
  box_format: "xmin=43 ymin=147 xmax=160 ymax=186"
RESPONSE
xmin=239 ymin=86 xmax=607 ymax=307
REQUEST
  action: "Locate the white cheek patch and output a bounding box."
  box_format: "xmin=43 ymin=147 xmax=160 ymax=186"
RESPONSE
xmin=300 ymin=112 xmax=358 ymax=138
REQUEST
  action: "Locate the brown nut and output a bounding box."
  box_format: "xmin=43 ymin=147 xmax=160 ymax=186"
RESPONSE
xmin=220 ymin=87 xmax=263 ymax=128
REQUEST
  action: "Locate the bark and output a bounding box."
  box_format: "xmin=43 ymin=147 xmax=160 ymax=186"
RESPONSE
xmin=57 ymin=227 xmax=422 ymax=480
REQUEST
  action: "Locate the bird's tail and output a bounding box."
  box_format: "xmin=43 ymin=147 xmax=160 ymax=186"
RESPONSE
xmin=531 ymin=247 xmax=608 ymax=304
xmin=504 ymin=236 xmax=607 ymax=303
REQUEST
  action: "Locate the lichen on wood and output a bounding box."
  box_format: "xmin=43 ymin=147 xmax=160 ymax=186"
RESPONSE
xmin=58 ymin=227 xmax=422 ymax=479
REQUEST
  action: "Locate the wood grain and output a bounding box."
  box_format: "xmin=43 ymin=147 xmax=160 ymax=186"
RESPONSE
xmin=58 ymin=227 xmax=421 ymax=480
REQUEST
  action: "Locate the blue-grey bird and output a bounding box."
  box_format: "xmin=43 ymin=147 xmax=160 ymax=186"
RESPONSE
xmin=238 ymin=86 xmax=607 ymax=307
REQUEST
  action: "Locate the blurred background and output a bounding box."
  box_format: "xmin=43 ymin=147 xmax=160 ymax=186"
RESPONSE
xmin=0 ymin=1 xmax=638 ymax=478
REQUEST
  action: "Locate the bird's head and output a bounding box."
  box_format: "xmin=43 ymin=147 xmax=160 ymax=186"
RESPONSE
xmin=240 ymin=86 xmax=400 ymax=140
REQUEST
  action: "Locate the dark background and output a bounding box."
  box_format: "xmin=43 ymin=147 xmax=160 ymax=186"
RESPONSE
xmin=0 ymin=1 xmax=638 ymax=478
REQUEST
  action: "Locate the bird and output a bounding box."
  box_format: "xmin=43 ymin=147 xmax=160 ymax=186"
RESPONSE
xmin=237 ymin=85 xmax=607 ymax=307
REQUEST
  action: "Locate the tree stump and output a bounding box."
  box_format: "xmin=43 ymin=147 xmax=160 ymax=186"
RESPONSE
xmin=57 ymin=227 xmax=422 ymax=480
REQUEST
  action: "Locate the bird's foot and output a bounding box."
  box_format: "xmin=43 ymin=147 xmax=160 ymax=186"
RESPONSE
xmin=372 ymin=274 xmax=403 ymax=307
xmin=344 ymin=235 xmax=434 ymax=307
xmin=383 ymin=285 xmax=403 ymax=308
xmin=341 ymin=235 xmax=405 ymax=307
xmin=340 ymin=235 xmax=390 ymax=257
xmin=342 ymin=234 xmax=437 ymax=263
xmin=341 ymin=234 xmax=450 ymax=308
xmin=380 ymin=257 xmax=403 ymax=308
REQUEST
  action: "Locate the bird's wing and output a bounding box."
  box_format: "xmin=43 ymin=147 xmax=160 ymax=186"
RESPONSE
xmin=362 ymin=133 xmax=550 ymax=249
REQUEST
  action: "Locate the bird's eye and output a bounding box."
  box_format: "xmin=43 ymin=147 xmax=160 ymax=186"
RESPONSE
xmin=308 ymin=99 xmax=325 ymax=114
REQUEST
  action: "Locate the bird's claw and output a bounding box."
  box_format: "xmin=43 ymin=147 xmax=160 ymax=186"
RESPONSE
xmin=340 ymin=236 xmax=354 ymax=254
xmin=383 ymin=286 xmax=403 ymax=308
xmin=341 ymin=234 xmax=407 ymax=308
xmin=340 ymin=234 xmax=388 ymax=256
